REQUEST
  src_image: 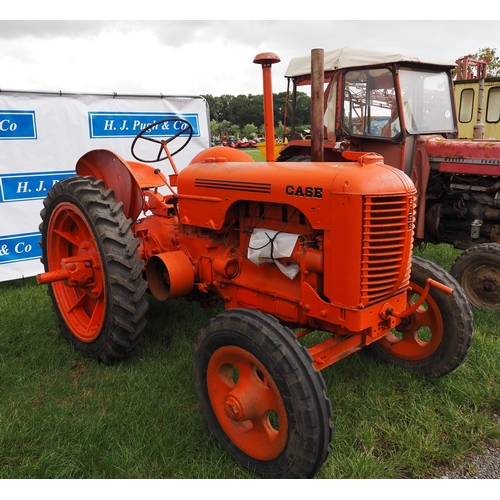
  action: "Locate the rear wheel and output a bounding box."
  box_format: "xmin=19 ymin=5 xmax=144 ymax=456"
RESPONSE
xmin=39 ymin=176 xmax=148 ymax=363
xmin=367 ymin=256 xmax=473 ymax=377
xmin=193 ymin=309 xmax=332 ymax=478
xmin=450 ymin=243 xmax=500 ymax=312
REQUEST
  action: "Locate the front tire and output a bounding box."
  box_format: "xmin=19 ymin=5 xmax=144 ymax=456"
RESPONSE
xmin=367 ymin=256 xmax=474 ymax=377
xmin=39 ymin=176 xmax=149 ymax=363
xmin=450 ymin=243 xmax=500 ymax=312
xmin=193 ymin=309 xmax=332 ymax=478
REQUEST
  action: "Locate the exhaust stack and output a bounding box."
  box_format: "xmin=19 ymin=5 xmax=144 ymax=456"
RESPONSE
xmin=254 ymin=52 xmax=281 ymax=162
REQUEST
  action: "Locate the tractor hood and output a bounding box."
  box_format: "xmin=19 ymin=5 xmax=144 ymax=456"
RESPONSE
xmin=176 ymin=153 xmax=416 ymax=231
xmin=424 ymin=135 xmax=500 ymax=176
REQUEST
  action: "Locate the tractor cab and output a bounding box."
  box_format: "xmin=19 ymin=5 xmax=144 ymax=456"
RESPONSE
xmin=280 ymin=47 xmax=458 ymax=175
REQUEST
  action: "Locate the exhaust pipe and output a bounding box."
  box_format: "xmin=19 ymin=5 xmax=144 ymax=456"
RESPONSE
xmin=254 ymin=52 xmax=281 ymax=162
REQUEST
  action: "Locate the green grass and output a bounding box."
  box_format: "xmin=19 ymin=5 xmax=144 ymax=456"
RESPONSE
xmin=243 ymin=148 xmax=265 ymax=162
xmin=1 ymin=243 xmax=499 ymax=479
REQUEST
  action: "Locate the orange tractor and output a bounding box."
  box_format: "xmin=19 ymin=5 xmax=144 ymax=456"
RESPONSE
xmin=36 ymin=52 xmax=473 ymax=478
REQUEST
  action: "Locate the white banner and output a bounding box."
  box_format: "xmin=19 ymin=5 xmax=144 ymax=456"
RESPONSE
xmin=0 ymin=90 xmax=210 ymax=282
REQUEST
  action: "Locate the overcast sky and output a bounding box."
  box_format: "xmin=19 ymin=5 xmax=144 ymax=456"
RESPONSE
xmin=1 ymin=10 xmax=499 ymax=97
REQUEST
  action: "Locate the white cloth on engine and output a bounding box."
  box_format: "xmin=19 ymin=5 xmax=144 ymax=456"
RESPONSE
xmin=247 ymin=228 xmax=300 ymax=280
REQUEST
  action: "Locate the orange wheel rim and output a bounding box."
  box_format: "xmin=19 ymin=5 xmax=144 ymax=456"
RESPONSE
xmin=47 ymin=202 xmax=106 ymax=343
xmin=207 ymin=346 xmax=288 ymax=461
xmin=379 ymin=283 xmax=443 ymax=360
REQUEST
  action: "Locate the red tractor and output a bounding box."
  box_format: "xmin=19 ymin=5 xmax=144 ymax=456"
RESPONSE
xmin=279 ymin=47 xmax=500 ymax=312
xmin=36 ymin=52 xmax=473 ymax=478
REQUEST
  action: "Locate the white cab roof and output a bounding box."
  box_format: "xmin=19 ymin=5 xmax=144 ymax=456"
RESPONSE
xmin=284 ymin=47 xmax=456 ymax=78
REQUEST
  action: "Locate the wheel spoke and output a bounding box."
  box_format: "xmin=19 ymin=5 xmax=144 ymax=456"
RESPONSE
xmin=52 ymin=286 xmax=104 ymax=342
xmin=156 ymin=146 xmax=164 ymax=161
xmin=52 ymin=228 xmax=81 ymax=248
xmin=87 ymin=298 xmax=105 ymax=334
xmin=65 ymin=290 xmax=88 ymax=315
xmin=411 ymin=303 xmax=436 ymax=331
xmin=139 ymin=134 xmax=162 ymax=145
xmin=165 ymin=128 xmax=185 ymax=143
xmin=234 ymin=364 xmax=281 ymax=418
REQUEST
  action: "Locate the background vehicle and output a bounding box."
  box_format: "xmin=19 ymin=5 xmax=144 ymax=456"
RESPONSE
xmin=454 ymin=55 xmax=500 ymax=140
xmin=35 ymin=51 xmax=473 ymax=479
xmin=279 ymin=47 xmax=500 ymax=311
xmin=236 ymin=137 xmax=256 ymax=148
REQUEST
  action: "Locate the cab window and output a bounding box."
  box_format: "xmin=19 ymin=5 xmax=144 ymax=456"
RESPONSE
xmin=399 ymin=68 xmax=455 ymax=133
xmin=486 ymin=87 xmax=500 ymax=123
xmin=458 ymin=88 xmax=474 ymax=123
xmin=343 ymin=68 xmax=399 ymax=138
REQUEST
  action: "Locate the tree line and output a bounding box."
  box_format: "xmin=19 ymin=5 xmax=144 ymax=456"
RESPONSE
xmin=201 ymin=91 xmax=311 ymax=141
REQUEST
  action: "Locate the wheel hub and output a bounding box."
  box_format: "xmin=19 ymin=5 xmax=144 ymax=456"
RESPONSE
xmin=223 ymin=387 xmax=265 ymax=423
xmin=205 ymin=345 xmax=290 ymax=461
xmin=466 ymin=266 xmax=500 ymax=306
xmin=224 ymin=394 xmax=245 ymax=422
xmin=481 ymin=279 xmax=495 ymax=293
xmin=36 ymin=254 xmax=101 ymax=297
xmin=451 ymin=244 xmax=500 ymax=311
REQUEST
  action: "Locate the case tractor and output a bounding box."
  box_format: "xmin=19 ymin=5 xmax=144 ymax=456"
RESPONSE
xmin=36 ymin=51 xmax=473 ymax=478
xmin=279 ymin=47 xmax=500 ymax=312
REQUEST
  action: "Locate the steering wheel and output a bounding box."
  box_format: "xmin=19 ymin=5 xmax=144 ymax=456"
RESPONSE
xmin=131 ymin=118 xmax=193 ymax=163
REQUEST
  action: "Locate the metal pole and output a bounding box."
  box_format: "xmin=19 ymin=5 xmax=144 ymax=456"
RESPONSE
xmin=311 ymin=49 xmax=324 ymax=162
xmin=473 ymin=61 xmax=487 ymax=140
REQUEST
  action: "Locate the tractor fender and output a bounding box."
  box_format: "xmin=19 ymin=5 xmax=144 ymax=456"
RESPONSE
xmin=76 ymin=149 xmax=161 ymax=222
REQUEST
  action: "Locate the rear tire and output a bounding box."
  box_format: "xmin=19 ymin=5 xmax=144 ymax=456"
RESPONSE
xmin=193 ymin=309 xmax=332 ymax=478
xmin=450 ymin=243 xmax=500 ymax=312
xmin=367 ymin=256 xmax=474 ymax=377
xmin=39 ymin=176 xmax=148 ymax=363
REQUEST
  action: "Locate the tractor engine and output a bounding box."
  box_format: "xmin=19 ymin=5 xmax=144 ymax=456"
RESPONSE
xmin=136 ymin=150 xmax=416 ymax=341
xmin=425 ymin=170 xmax=500 ymax=249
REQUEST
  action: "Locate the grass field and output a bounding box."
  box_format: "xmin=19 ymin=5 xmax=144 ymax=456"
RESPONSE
xmin=1 ymin=151 xmax=499 ymax=479
xmin=2 ymin=248 xmax=499 ymax=479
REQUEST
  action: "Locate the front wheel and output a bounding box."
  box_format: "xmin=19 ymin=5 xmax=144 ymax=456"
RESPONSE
xmin=367 ymin=256 xmax=474 ymax=377
xmin=450 ymin=243 xmax=500 ymax=312
xmin=193 ymin=309 xmax=332 ymax=478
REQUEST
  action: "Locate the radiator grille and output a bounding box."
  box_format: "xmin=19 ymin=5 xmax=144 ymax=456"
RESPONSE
xmin=361 ymin=195 xmax=413 ymax=304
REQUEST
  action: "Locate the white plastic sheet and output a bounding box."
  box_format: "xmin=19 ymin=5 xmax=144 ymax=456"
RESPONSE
xmin=247 ymin=229 xmax=300 ymax=279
